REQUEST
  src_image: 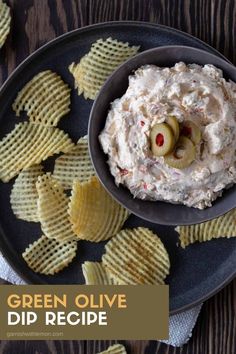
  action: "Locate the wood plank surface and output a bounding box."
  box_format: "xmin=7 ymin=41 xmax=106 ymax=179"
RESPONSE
xmin=0 ymin=1 xmax=235 ymax=353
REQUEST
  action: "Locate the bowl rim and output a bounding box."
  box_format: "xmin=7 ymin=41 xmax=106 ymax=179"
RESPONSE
xmin=88 ymin=45 xmax=236 ymax=226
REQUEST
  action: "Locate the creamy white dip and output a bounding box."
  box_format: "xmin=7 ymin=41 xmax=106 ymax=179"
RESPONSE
xmin=99 ymin=63 xmax=236 ymax=209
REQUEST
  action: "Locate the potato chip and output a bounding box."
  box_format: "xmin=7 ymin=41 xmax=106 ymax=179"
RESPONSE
xmin=82 ymin=261 xmax=116 ymax=285
xmin=102 ymin=227 xmax=170 ymax=285
xmin=36 ymin=174 xmax=77 ymax=242
xmin=22 ymin=234 xmax=77 ymax=275
xmin=53 ymin=135 xmax=94 ymax=189
xmin=98 ymin=344 xmax=127 ymax=354
xmin=12 ymin=70 xmax=71 ymax=126
xmin=176 ymin=208 xmax=236 ymax=248
xmin=68 ymin=176 xmax=129 ymax=242
xmin=0 ymin=122 xmax=74 ymax=182
xmin=10 ymin=165 xmax=44 ymax=222
xmin=0 ymin=0 xmax=11 ymax=48
xmin=69 ymin=37 xmax=139 ymax=100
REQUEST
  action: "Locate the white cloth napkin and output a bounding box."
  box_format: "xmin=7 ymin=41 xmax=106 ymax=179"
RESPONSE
xmin=160 ymin=304 xmax=202 ymax=346
xmin=0 ymin=253 xmax=202 ymax=346
xmin=0 ymin=254 xmax=26 ymax=285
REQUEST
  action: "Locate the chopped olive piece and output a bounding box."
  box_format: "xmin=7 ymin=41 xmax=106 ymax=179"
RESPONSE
xmin=181 ymin=120 xmax=201 ymax=145
xmin=166 ymin=116 xmax=180 ymax=142
xmin=150 ymin=123 xmax=175 ymax=157
xmin=164 ymin=136 xmax=196 ymax=169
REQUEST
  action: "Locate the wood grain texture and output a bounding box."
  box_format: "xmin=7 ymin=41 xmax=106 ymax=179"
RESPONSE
xmin=0 ymin=0 xmax=236 ymax=353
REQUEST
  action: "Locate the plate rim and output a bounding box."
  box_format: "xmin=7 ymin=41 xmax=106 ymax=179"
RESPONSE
xmin=0 ymin=20 xmax=234 ymax=315
xmin=0 ymin=20 xmax=230 ymax=98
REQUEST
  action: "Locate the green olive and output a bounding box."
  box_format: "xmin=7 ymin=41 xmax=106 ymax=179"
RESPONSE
xmin=150 ymin=123 xmax=175 ymax=157
xmin=181 ymin=120 xmax=201 ymax=145
xmin=166 ymin=116 xmax=180 ymax=142
xmin=164 ymin=136 xmax=196 ymax=169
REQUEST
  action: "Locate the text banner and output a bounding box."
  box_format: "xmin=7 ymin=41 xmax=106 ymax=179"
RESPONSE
xmin=0 ymin=285 xmax=168 ymax=340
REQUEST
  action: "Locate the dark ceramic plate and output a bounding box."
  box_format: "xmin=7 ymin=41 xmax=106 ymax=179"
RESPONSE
xmin=0 ymin=22 xmax=235 ymax=314
xmin=89 ymin=46 xmax=236 ymax=225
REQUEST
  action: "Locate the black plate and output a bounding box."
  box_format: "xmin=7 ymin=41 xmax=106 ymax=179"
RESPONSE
xmin=0 ymin=21 xmax=235 ymax=314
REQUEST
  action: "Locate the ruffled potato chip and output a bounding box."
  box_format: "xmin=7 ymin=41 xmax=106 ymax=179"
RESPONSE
xmin=53 ymin=135 xmax=94 ymax=189
xmin=0 ymin=122 xmax=74 ymax=182
xmin=69 ymin=37 xmax=139 ymax=100
xmin=82 ymin=261 xmax=116 ymax=285
xmin=176 ymin=208 xmax=236 ymax=248
xmin=0 ymin=0 xmax=11 ymax=48
xmin=10 ymin=164 xmax=44 ymax=222
xmin=102 ymin=227 xmax=170 ymax=285
xmin=12 ymin=70 xmax=71 ymax=126
xmin=68 ymin=176 xmax=129 ymax=242
xmin=36 ymin=174 xmax=77 ymax=242
xmin=22 ymin=234 xmax=77 ymax=275
xmin=98 ymin=344 xmax=127 ymax=354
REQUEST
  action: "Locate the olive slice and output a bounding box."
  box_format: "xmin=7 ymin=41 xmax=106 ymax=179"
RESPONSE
xmin=150 ymin=123 xmax=175 ymax=157
xmin=166 ymin=116 xmax=180 ymax=142
xmin=164 ymin=136 xmax=196 ymax=169
xmin=181 ymin=120 xmax=201 ymax=145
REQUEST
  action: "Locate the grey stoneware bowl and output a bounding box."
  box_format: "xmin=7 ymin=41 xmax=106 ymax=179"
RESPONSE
xmin=88 ymin=45 xmax=236 ymax=225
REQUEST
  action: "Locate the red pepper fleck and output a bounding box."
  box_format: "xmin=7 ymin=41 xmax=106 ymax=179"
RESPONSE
xmin=182 ymin=126 xmax=192 ymax=137
xmin=143 ymin=182 xmax=147 ymax=190
xmin=156 ymin=133 xmax=164 ymax=147
xmin=140 ymin=120 xmax=145 ymax=126
xmin=120 ymin=168 xmax=129 ymax=176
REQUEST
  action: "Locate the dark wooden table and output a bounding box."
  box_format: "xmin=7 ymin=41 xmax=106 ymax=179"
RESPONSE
xmin=0 ymin=1 xmax=235 ymax=353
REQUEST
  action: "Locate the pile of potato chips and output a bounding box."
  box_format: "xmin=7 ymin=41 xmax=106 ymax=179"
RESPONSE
xmin=0 ymin=34 xmax=234 ymax=285
xmin=0 ymin=36 xmax=171 ymax=285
